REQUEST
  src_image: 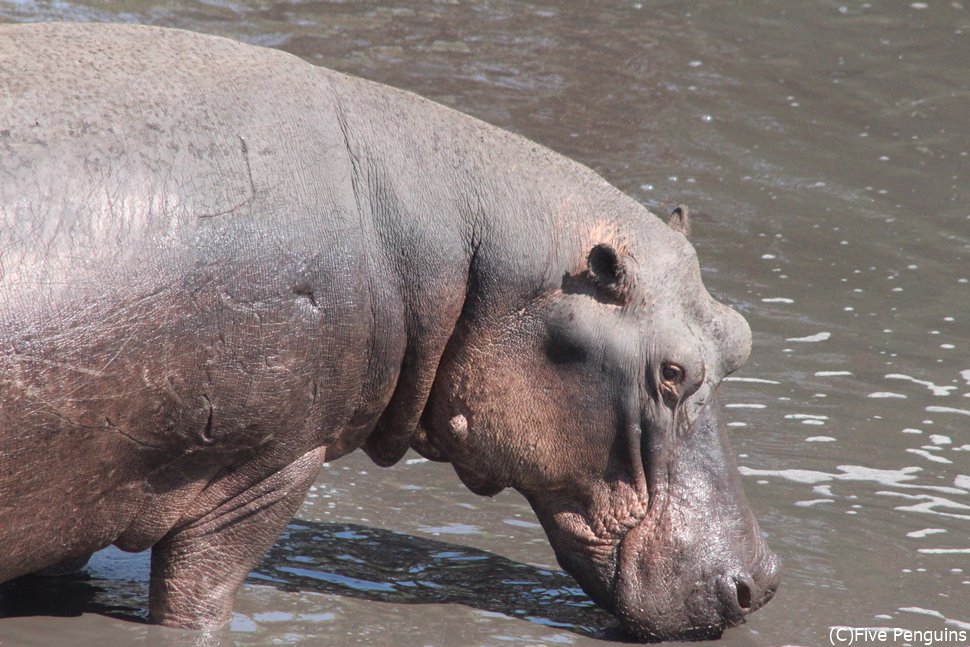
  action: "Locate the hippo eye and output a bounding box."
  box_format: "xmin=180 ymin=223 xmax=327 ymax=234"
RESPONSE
xmin=660 ymin=363 xmax=685 ymax=386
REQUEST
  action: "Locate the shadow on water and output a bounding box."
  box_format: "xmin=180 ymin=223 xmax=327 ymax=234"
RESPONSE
xmin=0 ymin=570 xmax=147 ymax=624
xmin=0 ymin=520 xmax=626 ymax=641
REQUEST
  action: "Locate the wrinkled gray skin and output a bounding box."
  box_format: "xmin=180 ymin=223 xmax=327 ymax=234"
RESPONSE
xmin=0 ymin=23 xmax=779 ymax=641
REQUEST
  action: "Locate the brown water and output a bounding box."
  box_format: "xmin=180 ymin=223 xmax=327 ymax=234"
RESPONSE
xmin=1 ymin=1 xmax=968 ymax=645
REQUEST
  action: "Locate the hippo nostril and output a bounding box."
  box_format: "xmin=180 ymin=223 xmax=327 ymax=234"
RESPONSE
xmin=735 ymin=577 xmax=753 ymax=610
xmin=716 ymin=573 xmax=757 ymax=621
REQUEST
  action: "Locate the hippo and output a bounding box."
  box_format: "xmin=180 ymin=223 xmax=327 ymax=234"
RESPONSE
xmin=0 ymin=23 xmax=779 ymax=641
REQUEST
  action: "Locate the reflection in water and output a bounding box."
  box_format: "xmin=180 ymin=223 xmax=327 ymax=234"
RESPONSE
xmin=0 ymin=521 xmax=621 ymax=640
xmin=0 ymin=570 xmax=146 ymax=624
xmin=253 ymin=522 xmax=620 ymax=639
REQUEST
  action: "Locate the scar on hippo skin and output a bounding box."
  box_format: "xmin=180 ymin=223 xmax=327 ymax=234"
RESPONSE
xmin=432 ymin=413 xmax=504 ymax=497
xmin=667 ymin=204 xmax=692 ymax=238
xmin=292 ymin=283 xmax=320 ymax=309
xmin=447 ymin=414 xmax=468 ymax=441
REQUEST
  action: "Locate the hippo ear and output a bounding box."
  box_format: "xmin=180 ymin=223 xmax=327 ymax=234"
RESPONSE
xmin=586 ymin=243 xmax=633 ymax=303
xmin=668 ymin=204 xmax=692 ymax=238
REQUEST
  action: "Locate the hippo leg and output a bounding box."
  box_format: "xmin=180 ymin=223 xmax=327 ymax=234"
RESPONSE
xmin=148 ymin=446 xmax=326 ymax=628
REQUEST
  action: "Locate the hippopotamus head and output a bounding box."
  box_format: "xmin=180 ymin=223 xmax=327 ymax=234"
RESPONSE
xmin=414 ymin=197 xmax=780 ymax=640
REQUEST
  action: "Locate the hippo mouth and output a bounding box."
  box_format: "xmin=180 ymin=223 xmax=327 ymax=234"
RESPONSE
xmin=609 ymin=511 xmax=778 ymax=642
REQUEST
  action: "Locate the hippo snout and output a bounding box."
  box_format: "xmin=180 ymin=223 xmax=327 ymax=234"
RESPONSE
xmin=613 ymin=540 xmax=780 ymax=641
xmin=604 ymin=394 xmax=781 ymax=641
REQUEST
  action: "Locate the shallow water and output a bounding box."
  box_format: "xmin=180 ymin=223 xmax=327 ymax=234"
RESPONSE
xmin=1 ymin=1 xmax=968 ymax=645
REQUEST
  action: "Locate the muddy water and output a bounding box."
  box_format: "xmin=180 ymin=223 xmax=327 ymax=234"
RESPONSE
xmin=1 ymin=1 xmax=968 ymax=645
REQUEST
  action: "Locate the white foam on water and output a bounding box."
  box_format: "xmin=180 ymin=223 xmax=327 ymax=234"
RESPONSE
xmin=786 ymin=331 xmax=831 ymax=343
xmin=806 ymin=436 xmax=837 ymax=442
xmin=906 ymin=448 xmax=953 ymax=464
xmin=761 ymin=297 xmax=794 ymax=303
xmin=727 ymin=422 xmax=747 ymax=427
xmin=795 ymin=498 xmax=834 ymax=507
xmin=906 ymin=528 xmax=947 ymax=538
xmin=880 ymin=491 xmax=970 ymax=519
xmin=961 ymin=369 xmax=970 ymax=385
xmin=902 ymin=428 xmax=923 ymax=434
xmin=929 ymin=434 xmax=952 ymax=445
xmin=916 ymin=548 xmax=970 ymax=554
xmin=927 ymin=405 xmax=970 ymax=416
xmin=785 ymin=413 xmax=829 ymax=421
xmin=815 ymin=370 xmax=853 ymax=377
xmin=723 ymin=376 xmax=782 ymax=384
xmin=726 ymin=403 xmax=767 ymax=409
xmin=813 ymin=484 xmax=834 ymax=496
xmin=740 ymin=464 xmax=967 ymax=494
xmin=738 ymin=467 xmax=834 ymax=484
xmin=898 ymin=607 xmax=970 ymax=630
xmin=955 ymin=475 xmax=970 ymax=489
xmin=885 ymin=373 xmax=959 ymax=396
xmin=868 ymin=392 xmax=908 ymax=399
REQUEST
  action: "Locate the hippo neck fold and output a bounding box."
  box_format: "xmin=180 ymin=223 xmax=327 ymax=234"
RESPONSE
xmin=326 ymin=73 xmax=624 ymax=467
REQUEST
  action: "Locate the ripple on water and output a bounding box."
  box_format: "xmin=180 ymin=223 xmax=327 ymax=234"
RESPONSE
xmin=916 ymin=548 xmax=970 ymax=555
xmin=786 ymin=413 xmax=829 ymax=425
xmin=906 ymin=449 xmax=953 ymax=464
xmin=794 ymin=498 xmax=835 ymax=507
xmin=416 ymin=523 xmax=481 ymax=536
xmin=739 ymin=464 xmax=968 ymax=495
xmin=877 ymin=491 xmax=970 ymax=521
xmin=898 ymin=607 xmax=970 ymax=631
xmin=723 ymin=376 xmax=782 ymax=384
xmin=786 ymin=331 xmax=832 ymax=342
xmin=885 ymin=374 xmax=959 ymax=396
xmin=906 ymin=528 xmax=947 ymax=538
xmin=926 ymin=405 xmax=970 ymax=417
